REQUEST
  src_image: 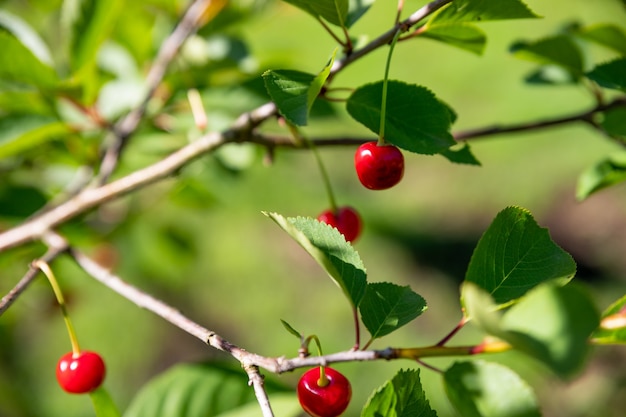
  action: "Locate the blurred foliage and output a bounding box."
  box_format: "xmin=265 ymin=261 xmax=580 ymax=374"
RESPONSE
xmin=0 ymin=0 xmax=626 ymax=416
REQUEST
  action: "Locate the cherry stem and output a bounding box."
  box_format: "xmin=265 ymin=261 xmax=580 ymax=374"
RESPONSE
xmin=305 ymin=334 xmax=330 ymax=387
xmin=287 ymin=123 xmax=338 ymax=212
xmin=33 ymin=260 xmax=81 ymax=355
xmin=352 ymin=306 xmax=361 ymax=350
xmin=378 ymin=28 xmax=402 ymax=145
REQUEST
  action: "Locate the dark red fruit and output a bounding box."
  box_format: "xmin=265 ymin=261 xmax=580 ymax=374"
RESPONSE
xmin=56 ymin=351 xmax=106 ymax=394
xmin=297 ymin=367 xmax=352 ymax=417
xmin=354 ymin=141 xmax=404 ymax=190
xmin=317 ymin=206 xmax=362 ymax=242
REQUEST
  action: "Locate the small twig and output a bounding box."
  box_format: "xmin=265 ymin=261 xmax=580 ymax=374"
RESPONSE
xmin=244 ymin=365 xmax=275 ymax=417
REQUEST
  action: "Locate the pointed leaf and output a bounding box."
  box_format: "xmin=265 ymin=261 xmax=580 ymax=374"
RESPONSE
xmin=281 ymin=0 xmax=349 ymax=27
xmin=0 ymin=11 xmax=53 ymax=65
xmin=586 ymin=58 xmax=626 ymax=92
xmin=265 ymin=213 xmax=367 ymax=307
xmin=577 ymin=152 xmax=626 ymax=200
xmin=500 ymin=283 xmax=600 ymax=378
xmin=124 ymin=362 xmax=291 ymax=417
xmin=431 ymin=0 xmax=539 ymax=24
xmin=90 ymin=387 xmax=121 ymax=417
xmin=439 ymin=143 xmax=481 ymax=165
xmin=362 ymin=369 xmax=437 ymax=417
xmin=359 ymin=282 xmax=427 ymax=340
xmin=577 ymin=23 xmax=626 ymax=55
xmin=511 ymin=35 xmax=585 ymax=75
xmin=308 ymin=50 xmax=337 ymax=110
xmin=346 ymin=0 xmax=375 ymax=28
xmin=465 ymin=206 xmax=576 ymax=306
xmin=0 ymin=31 xmax=58 ymax=89
xmin=263 ymin=70 xmax=315 ymax=126
xmin=347 ymin=81 xmax=455 ymax=155
xmin=422 ymin=23 xmax=487 ymax=55
xmin=444 ymin=360 xmax=541 ymax=417
xmin=592 ymin=294 xmax=626 ymax=345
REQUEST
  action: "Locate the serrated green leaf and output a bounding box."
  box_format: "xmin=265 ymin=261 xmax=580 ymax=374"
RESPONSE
xmin=500 ymin=283 xmax=600 ymax=378
xmin=90 ymin=387 xmax=121 ymax=417
xmin=359 ymin=282 xmax=427 ymax=341
xmin=282 ymin=0 xmax=349 ymax=27
xmin=362 ymin=369 xmax=437 ymax=417
xmin=347 ymin=81 xmax=455 ymax=155
xmin=422 ymin=23 xmax=487 ymax=55
xmin=577 ymin=152 xmax=626 ymax=200
xmin=465 ymin=206 xmax=576 ymax=306
xmin=591 ymin=294 xmax=626 ymax=345
xmin=439 ymin=143 xmax=481 ymax=165
xmin=586 ymin=58 xmax=626 ymax=92
xmin=577 ymin=23 xmax=626 ymax=55
xmin=346 ymin=0 xmax=375 ymax=28
xmin=62 ymin=0 xmax=124 ymax=72
xmin=444 ymin=360 xmax=541 ymax=417
xmin=0 ymin=115 xmax=70 ymax=159
xmin=511 ymin=35 xmax=585 ymax=75
xmin=124 ymin=362 xmax=291 ymax=417
xmin=0 ymin=31 xmax=58 ymax=89
xmin=431 ymin=0 xmax=539 ymax=24
xmin=263 ymin=70 xmax=315 ymax=126
xmin=265 ymin=213 xmax=367 ymax=307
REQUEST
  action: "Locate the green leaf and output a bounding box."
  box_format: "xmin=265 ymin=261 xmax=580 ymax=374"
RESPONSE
xmin=524 ymin=65 xmax=579 ymax=85
xmin=308 ymin=50 xmax=337 ymax=111
xmin=0 ymin=11 xmax=53 ymax=65
xmin=422 ymin=23 xmax=487 ymax=55
xmin=577 ymin=152 xmax=626 ymax=200
xmin=347 ymin=81 xmax=455 ymax=155
xmin=0 ymin=89 xmax=54 ymax=115
xmin=361 ymin=369 xmax=437 ymax=417
xmin=0 ymin=115 xmax=70 ymax=159
xmin=465 ymin=206 xmax=576 ymax=306
xmin=511 ymin=35 xmax=584 ymax=76
xmin=281 ymin=0 xmax=349 ymax=27
xmin=265 ymin=213 xmax=367 ymax=307
xmin=346 ymin=0 xmax=375 ymax=28
xmin=359 ymin=282 xmax=427 ymax=341
xmin=577 ymin=23 xmax=626 ymax=55
xmin=280 ymin=319 xmax=303 ymax=339
xmin=439 ymin=143 xmax=481 ymax=166
xmin=0 ymin=31 xmax=58 ymax=89
xmin=591 ymin=294 xmax=626 ymax=345
xmin=500 ymin=283 xmax=600 ymax=378
xmin=124 ymin=362 xmax=292 ymax=417
xmin=0 ymin=185 xmax=47 ymax=218
xmin=586 ymin=58 xmax=626 ymax=92
xmin=62 ymin=0 xmax=124 ymax=72
xmin=461 ymin=282 xmax=502 ymax=331
xmin=431 ymin=0 xmax=539 ymax=24
xmin=600 ymin=106 xmax=626 ymax=139
xmin=263 ymin=70 xmax=315 ymax=126
xmin=90 ymin=387 xmax=121 ymax=417
xmin=444 ymin=360 xmax=541 ymax=417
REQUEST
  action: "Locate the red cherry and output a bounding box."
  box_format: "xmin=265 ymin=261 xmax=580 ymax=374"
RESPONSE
xmin=317 ymin=206 xmax=362 ymax=242
xmin=56 ymin=351 xmax=106 ymax=394
xmin=354 ymin=141 xmax=404 ymax=190
xmin=297 ymin=367 xmax=352 ymax=417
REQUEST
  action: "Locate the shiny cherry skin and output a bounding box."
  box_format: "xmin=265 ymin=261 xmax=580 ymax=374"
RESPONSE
xmin=317 ymin=206 xmax=362 ymax=242
xmin=56 ymin=351 xmax=106 ymax=394
xmin=354 ymin=141 xmax=404 ymax=190
xmin=297 ymin=367 xmax=352 ymax=417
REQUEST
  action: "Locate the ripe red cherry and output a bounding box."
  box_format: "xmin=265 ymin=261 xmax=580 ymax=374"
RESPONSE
xmin=297 ymin=367 xmax=352 ymax=417
xmin=317 ymin=206 xmax=362 ymax=242
xmin=56 ymin=351 xmax=106 ymax=394
xmin=354 ymin=141 xmax=404 ymax=190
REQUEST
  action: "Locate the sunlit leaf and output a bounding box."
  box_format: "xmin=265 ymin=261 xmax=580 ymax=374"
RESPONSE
xmin=444 ymin=361 xmax=541 ymax=417
xmin=265 ymin=213 xmax=367 ymax=307
xmin=432 ymin=0 xmax=539 ymax=24
xmin=362 ymin=369 xmax=437 ymax=417
xmin=0 ymin=11 xmax=53 ymax=65
xmin=359 ymin=282 xmax=427 ymax=341
xmin=281 ymin=0 xmax=349 ymax=27
xmin=422 ymin=23 xmax=487 ymax=55
xmin=592 ymin=293 xmax=626 ymax=345
xmin=0 ymin=31 xmax=58 ymax=89
xmin=465 ymin=206 xmax=576 ymax=306
xmin=577 ymin=152 xmax=626 ymax=200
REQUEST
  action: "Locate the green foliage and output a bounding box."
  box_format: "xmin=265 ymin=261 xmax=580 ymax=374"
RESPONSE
xmin=464 ymin=206 xmax=577 ymax=306
xmin=361 ymin=369 xmax=436 ymax=417
xmin=577 ymin=152 xmax=626 ymax=200
xmin=281 ymin=0 xmax=349 ymax=28
xmin=430 ymin=0 xmax=539 ymax=23
xmin=443 ymin=360 xmax=541 ymax=417
xmin=592 ymin=294 xmax=626 ymax=344
xmin=586 ymin=58 xmax=626 ymax=92
xmin=90 ymin=387 xmax=122 ymax=417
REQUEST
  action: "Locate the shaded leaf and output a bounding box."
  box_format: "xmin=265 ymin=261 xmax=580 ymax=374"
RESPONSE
xmin=265 ymin=213 xmax=367 ymax=307
xmin=346 ymin=81 xmax=455 ymax=155
xmin=511 ymin=35 xmax=585 ymax=75
xmin=281 ymin=0 xmax=349 ymax=27
xmin=577 ymin=23 xmax=626 ymax=55
xmin=577 ymin=152 xmax=626 ymax=200
xmin=444 ymin=360 xmax=541 ymax=417
xmin=359 ymin=282 xmax=427 ymax=341
xmin=431 ymin=0 xmax=539 ymax=24
xmin=439 ymin=143 xmax=481 ymax=166
xmin=263 ymin=70 xmax=315 ymax=126
xmin=422 ymin=23 xmax=487 ymax=55
xmin=465 ymin=206 xmax=576 ymax=306
xmin=586 ymin=58 xmax=626 ymax=92
xmin=346 ymin=0 xmax=375 ymax=28
xmin=362 ymin=369 xmax=437 ymax=417
xmin=592 ymin=294 xmax=626 ymax=345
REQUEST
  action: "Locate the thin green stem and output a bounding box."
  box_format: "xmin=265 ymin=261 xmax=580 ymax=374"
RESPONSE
xmin=306 ymin=334 xmax=330 ymax=387
xmin=378 ymin=29 xmax=403 ymax=144
xmin=34 ymin=260 xmax=81 ymax=355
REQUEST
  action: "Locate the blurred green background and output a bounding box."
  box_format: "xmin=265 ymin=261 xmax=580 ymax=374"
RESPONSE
xmin=1 ymin=0 xmax=626 ymax=416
